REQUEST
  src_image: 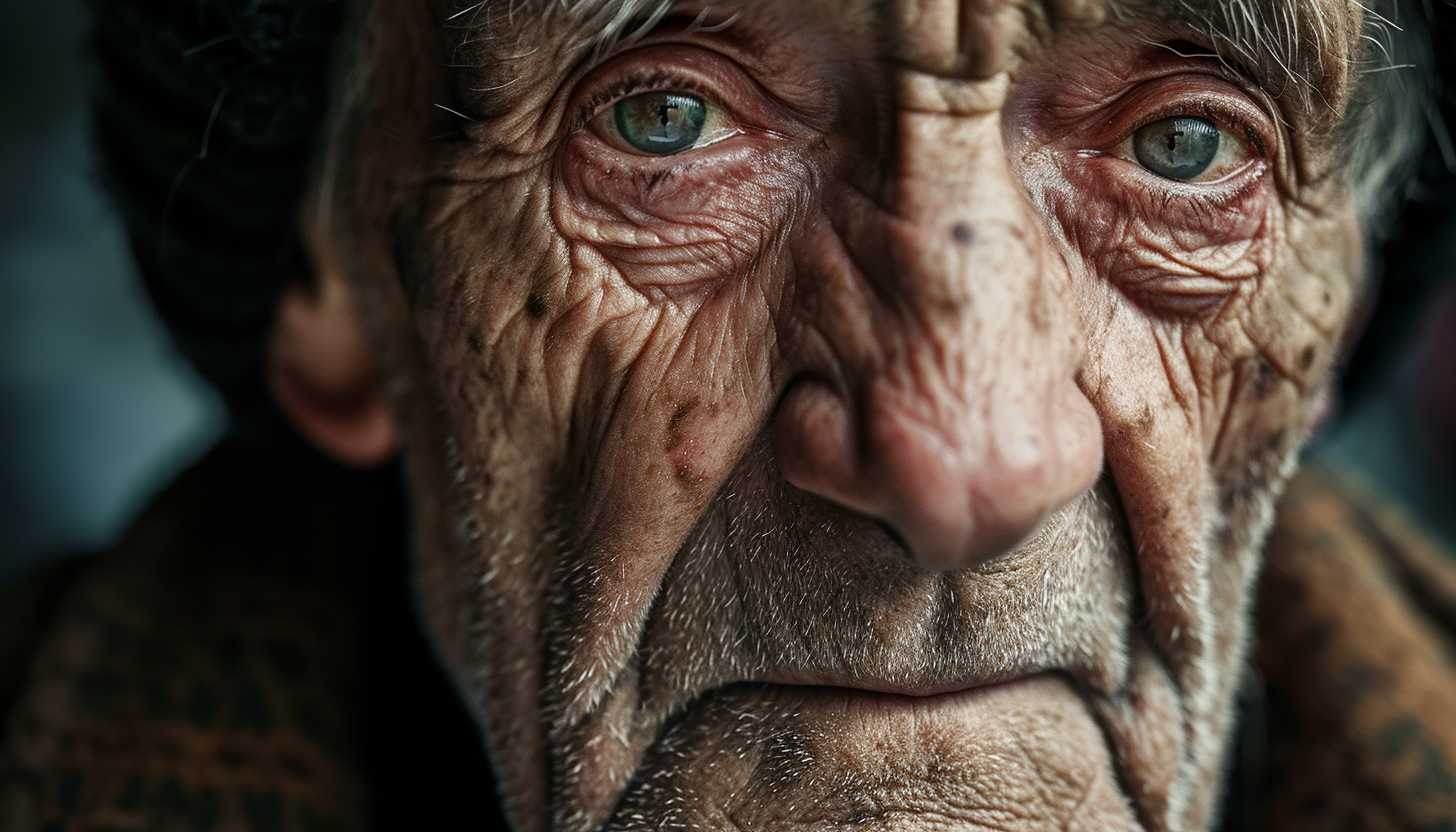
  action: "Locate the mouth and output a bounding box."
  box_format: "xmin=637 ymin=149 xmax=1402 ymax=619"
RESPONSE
xmin=601 ymin=673 xmax=1144 ymax=831
xmin=757 ymin=670 xmax=1028 ymax=699
xmin=741 ymin=672 xmax=1087 ymax=740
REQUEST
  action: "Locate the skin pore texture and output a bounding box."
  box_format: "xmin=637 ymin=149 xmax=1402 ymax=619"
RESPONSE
xmin=310 ymin=0 xmax=1368 ymax=829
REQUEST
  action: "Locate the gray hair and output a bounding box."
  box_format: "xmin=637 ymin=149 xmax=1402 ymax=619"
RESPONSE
xmin=1342 ymin=0 xmax=1436 ymax=242
xmin=1168 ymin=0 xmax=1435 ymax=242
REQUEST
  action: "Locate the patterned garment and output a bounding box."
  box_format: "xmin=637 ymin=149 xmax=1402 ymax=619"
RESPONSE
xmin=0 ymin=439 xmax=373 ymax=832
xmin=1 ymin=451 xmax=1453 ymax=830
xmin=1253 ymin=465 xmax=1456 ymax=830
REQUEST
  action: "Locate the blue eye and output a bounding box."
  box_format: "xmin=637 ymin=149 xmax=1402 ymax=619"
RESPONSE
xmin=614 ymin=92 xmax=709 ymax=155
xmin=1133 ymin=116 xmax=1220 ymax=181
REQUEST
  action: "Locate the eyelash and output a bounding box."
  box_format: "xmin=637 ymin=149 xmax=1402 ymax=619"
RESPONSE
xmin=1119 ymin=97 xmax=1268 ymax=161
xmin=573 ymin=71 xmax=728 ymax=135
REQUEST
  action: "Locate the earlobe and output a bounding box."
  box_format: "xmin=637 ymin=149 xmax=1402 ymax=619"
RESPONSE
xmin=267 ymin=276 xmax=401 ymax=468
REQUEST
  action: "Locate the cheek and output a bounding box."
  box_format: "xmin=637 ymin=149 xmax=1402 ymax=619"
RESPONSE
xmin=554 ymin=135 xmax=817 ymax=291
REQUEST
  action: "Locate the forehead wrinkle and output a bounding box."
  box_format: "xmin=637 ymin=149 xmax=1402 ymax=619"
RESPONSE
xmin=862 ymin=0 xmax=1363 ymax=100
xmin=872 ymin=0 xmax=1051 ymax=78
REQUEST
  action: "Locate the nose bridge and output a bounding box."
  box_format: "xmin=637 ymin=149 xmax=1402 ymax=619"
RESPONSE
xmin=888 ymin=0 xmax=1033 ymax=81
xmin=774 ymin=93 xmax=1103 ymax=570
xmin=868 ymin=103 xmax=1063 ymax=427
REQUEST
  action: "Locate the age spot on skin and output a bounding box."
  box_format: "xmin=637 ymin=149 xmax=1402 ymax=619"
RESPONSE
xmin=1135 ymin=405 xmax=1155 ymax=436
xmin=951 ymin=223 xmax=977 ymax=245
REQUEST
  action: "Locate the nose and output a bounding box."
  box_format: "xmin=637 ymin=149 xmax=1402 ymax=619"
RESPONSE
xmin=772 ymin=107 xmax=1103 ymax=571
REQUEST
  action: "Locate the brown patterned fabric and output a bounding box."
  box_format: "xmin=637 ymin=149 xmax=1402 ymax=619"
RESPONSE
xmin=2 ymin=457 xmax=1453 ymax=830
xmin=0 ymin=438 xmax=385 ymax=831
xmin=1257 ymin=465 xmax=1456 ymax=831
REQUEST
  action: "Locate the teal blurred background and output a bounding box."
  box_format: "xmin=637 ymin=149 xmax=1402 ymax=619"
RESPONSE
xmin=0 ymin=0 xmax=224 ymax=588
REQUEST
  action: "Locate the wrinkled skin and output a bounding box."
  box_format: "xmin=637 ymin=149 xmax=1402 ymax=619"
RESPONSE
xmin=320 ymin=0 xmax=1365 ymax=829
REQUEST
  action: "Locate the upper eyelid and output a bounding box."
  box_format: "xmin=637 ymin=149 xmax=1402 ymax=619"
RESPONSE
xmin=583 ymin=76 xmax=705 ymax=116
xmin=571 ymin=60 xmax=740 ymax=134
xmin=1110 ymin=110 xmax=1263 ymax=168
xmin=1086 ymin=81 xmax=1275 ymax=161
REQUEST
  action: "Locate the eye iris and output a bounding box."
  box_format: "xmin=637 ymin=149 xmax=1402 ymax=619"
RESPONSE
xmin=1133 ymin=116 xmax=1220 ymax=180
xmin=614 ymin=92 xmax=709 ymax=155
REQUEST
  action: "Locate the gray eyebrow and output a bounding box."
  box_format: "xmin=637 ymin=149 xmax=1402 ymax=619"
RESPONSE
xmin=462 ymin=0 xmax=1378 ymax=97
xmin=1147 ymin=0 xmax=1379 ymax=102
xmin=446 ymin=0 xmax=680 ymax=55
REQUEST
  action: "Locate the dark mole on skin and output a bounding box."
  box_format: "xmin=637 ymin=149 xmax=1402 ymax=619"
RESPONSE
xmin=526 ymin=293 xmax=548 ymax=318
xmin=951 ymin=224 xmax=976 ymax=245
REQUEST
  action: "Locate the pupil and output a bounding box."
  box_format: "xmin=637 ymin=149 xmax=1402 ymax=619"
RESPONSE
xmin=1133 ymin=116 xmax=1220 ymax=181
xmin=614 ymin=92 xmax=708 ymax=155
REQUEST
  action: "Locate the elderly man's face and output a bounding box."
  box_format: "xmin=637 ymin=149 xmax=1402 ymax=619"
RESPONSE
xmin=323 ymin=0 xmax=1363 ymax=828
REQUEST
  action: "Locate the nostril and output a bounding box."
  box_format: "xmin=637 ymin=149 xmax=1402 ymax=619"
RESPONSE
xmin=873 ymin=519 xmax=913 ymax=558
xmin=775 ymin=371 xmax=1101 ymax=572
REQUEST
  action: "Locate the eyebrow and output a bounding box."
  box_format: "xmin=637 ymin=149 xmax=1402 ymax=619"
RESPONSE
xmin=469 ymin=0 xmax=1367 ymax=104
xmin=1140 ymin=0 xmax=1366 ymax=105
xmin=453 ymin=0 xmax=678 ymax=53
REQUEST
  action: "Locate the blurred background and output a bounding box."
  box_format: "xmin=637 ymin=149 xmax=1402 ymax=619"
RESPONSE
xmin=0 ymin=0 xmax=225 ymax=589
xmin=0 ymin=0 xmax=1451 ymax=592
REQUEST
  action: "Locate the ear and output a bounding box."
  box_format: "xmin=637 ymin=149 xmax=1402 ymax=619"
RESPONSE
xmin=267 ymin=259 xmax=401 ymax=468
